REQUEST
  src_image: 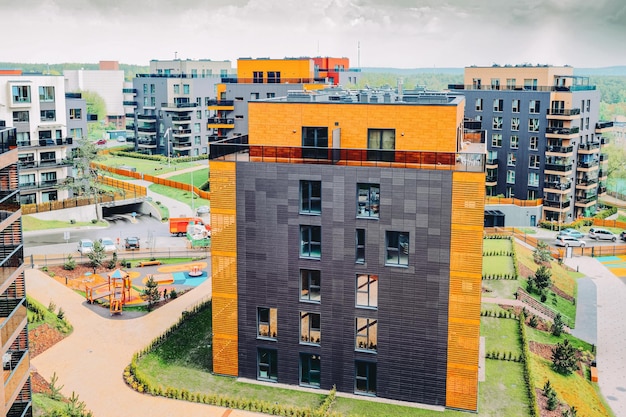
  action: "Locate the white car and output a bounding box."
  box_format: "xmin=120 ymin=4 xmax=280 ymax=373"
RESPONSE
xmin=588 ymin=227 xmax=617 ymax=242
xmin=99 ymin=237 xmax=117 ymax=253
xmin=78 ymin=239 xmax=94 ymax=255
xmin=555 ymin=235 xmax=586 ymax=248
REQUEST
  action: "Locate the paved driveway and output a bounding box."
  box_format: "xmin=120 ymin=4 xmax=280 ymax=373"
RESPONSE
xmin=27 ymin=268 xmax=266 ymax=417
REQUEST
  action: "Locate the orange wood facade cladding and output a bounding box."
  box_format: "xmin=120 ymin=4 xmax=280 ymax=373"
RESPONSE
xmin=237 ymin=58 xmax=314 ymax=80
xmin=446 ymin=171 xmax=484 ymax=411
xmin=210 ymin=161 xmax=239 ymax=376
xmin=248 ymin=101 xmax=464 ymax=153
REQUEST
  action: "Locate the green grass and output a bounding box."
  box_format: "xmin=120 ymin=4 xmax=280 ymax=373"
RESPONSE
xmin=97 ymin=154 xmax=204 ymax=176
xmin=481 ymin=279 xmax=521 ymax=299
xmin=525 ymin=327 xmax=593 ymax=352
xmin=22 ymin=216 xmax=108 ymax=232
xmin=26 ymin=296 xmax=73 ymax=335
xmin=481 ymin=317 xmax=522 ymax=356
xmin=482 ymin=256 xmax=515 ymax=276
xmin=149 ymin=183 xmax=210 ymax=211
xmin=166 ymin=169 xmax=209 ymax=187
xmin=33 ymin=393 xmax=67 ymax=417
xmin=478 ymin=360 xmax=529 ymax=417
xmin=483 ymin=239 xmax=513 ymax=253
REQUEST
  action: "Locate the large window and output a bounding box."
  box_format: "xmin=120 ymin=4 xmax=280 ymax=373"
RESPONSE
xmin=510 ymin=135 xmax=519 ymax=149
xmin=492 ymin=117 xmax=503 ymax=130
xmin=356 ymin=318 xmax=377 ymax=352
xmin=507 ymin=153 xmax=516 ymax=166
xmin=529 ymin=136 xmax=539 ymax=150
xmin=12 ymin=85 xmax=31 ymax=103
xmin=39 ymin=86 xmax=55 ymax=102
xmin=529 ymin=154 xmax=541 ymax=168
xmin=267 ymin=71 xmax=281 ymax=84
xmin=506 ymin=170 xmax=515 ymax=184
xmin=511 ymin=118 xmax=520 ymax=131
xmin=475 ymin=98 xmax=483 ymax=111
xmin=528 ymin=172 xmax=539 ymax=187
xmin=529 ymin=100 xmax=541 ymax=114
xmin=356 ymin=229 xmax=365 ymax=264
xmin=258 ymin=348 xmax=278 ymax=381
xmin=300 ymin=312 xmax=321 ymax=345
xmin=183 ymin=84 xmax=190 ymax=94
xmin=493 ymin=99 xmax=504 ymax=112
xmin=385 ymin=231 xmax=409 ymax=266
xmin=12 ymin=111 xmax=29 ymax=122
xmin=524 ymin=78 xmax=538 ymax=91
xmin=300 ymin=180 xmax=321 ymax=214
xmin=299 ymin=353 xmax=321 ymax=387
xmin=300 ymin=225 xmax=321 ymax=259
xmin=512 ymin=99 xmax=520 ymax=113
xmin=355 ymin=361 xmax=377 ymax=395
xmin=507 ymin=79 xmax=517 ymax=89
xmin=367 ymin=129 xmax=395 ymax=162
xmin=40 ymin=110 xmax=56 ymax=122
xmin=356 ymin=274 xmax=378 ymax=308
xmin=257 ymin=307 xmax=277 ymax=339
xmin=69 ymin=108 xmax=82 ymax=120
xmin=528 ymin=118 xmax=540 ymax=132
xmin=357 ymin=183 xmax=379 ymax=218
xmin=491 ymin=133 xmax=502 ymax=147
xmin=302 ymin=127 xmax=328 ymax=159
xmin=300 ymin=269 xmax=321 ymax=303
xmin=253 ymin=71 xmax=264 ymax=83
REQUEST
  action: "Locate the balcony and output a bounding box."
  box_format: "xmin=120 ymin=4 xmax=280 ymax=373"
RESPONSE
xmin=172 ymin=128 xmax=192 ymax=137
xmin=17 ymin=138 xmax=72 ymax=148
xmin=544 ymin=182 xmax=572 ymax=192
xmin=595 ymin=121 xmax=614 ymax=133
xmin=546 ymin=145 xmax=574 ymax=156
xmin=3 ymin=349 xmax=30 ymax=414
xmin=486 ymin=175 xmax=498 ymax=186
xmin=575 ymin=177 xmax=598 ymax=188
xmin=137 ymin=138 xmax=157 ymax=147
xmin=599 ymin=170 xmax=607 ymax=180
xmin=171 ymin=115 xmax=192 ymax=123
xmin=19 ymin=179 xmax=58 ymax=190
xmin=598 ymin=186 xmax=607 ymax=196
xmin=161 ymin=102 xmax=198 ymax=110
xmin=575 ymin=195 xmax=597 ymax=206
xmin=486 ymin=157 xmax=498 ymax=169
xmin=1 ymin=300 xmax=27 ymax=348
xmin=600 ymin=136 xmax=610 ymax=145
xmin=137 ymin=127 xmax=157 ymax=133
xmin=208 ymin=117 xmax=235 ymax=129
xmin=17 ymin=159 xmax=70 ymax=169
xmin=546 ymin=108 xmax=581 ymax=120
xmin=172 ymin=140 xmax=192 ymax=150
xmin=544 ymin=163 xmax=573 ymax=175
xmin=546 ymin=126 xmax=580 ymax=137
xmin=122 ymin=88 xmax=137 ymax=94
xmin=577 ymin=160 xmax=599 ymax=171
xmin=123 ymin=100 xmax=138 ymax=107
xmin=543 ymin=199 xmax=571 ymax=209
xmin=578 ymin=142 xmax=600 ymax=154
xmin=126 ymin=124 xmax=136 ymax=131
xmin=137 ymin=114 xmax=157 ymax=122
xmin=207 ymin=99 xmax=235 ymax=111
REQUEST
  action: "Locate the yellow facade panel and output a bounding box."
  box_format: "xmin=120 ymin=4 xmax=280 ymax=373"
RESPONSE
xmin=237 ymin=58 xmax=314 ymax=81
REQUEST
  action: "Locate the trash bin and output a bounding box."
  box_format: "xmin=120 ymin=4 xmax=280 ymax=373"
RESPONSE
xmin=126 ymin=262 xmax=132 ymax=268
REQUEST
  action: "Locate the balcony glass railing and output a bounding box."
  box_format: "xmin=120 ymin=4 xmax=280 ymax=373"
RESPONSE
xmin=546 ymin=108 xmax=581 ymax=116
xmin=545 ymin=163 xmax=573 ymax=172
xmin=546 ymin=145 xmax=573 ymax=153
xmin=546 ymin=126 xmax=580 ymax=135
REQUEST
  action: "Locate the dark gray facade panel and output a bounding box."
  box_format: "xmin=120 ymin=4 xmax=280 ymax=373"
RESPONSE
xmin=236 ymin=162 xmax=453 ymax=406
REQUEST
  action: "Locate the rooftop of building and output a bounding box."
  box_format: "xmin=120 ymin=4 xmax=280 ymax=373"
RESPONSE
xmin=467 ymin=63 xmax=573 ymax=69
xmin=257 ymin=86 xmax=464 ymax=105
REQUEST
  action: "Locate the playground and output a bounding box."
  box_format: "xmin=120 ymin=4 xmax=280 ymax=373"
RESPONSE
xmin=50 ymin=261 xmax=209 ymax=315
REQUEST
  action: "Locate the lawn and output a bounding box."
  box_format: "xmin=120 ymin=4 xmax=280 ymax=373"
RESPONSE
xmin=22 ymin=216 xmax=108 ymax=232
xmin=167 ymin=169 xmax=209 ymax=187
xmin=149 ymin=183 xmax=210 ymax=212
xmin=481 ymin=316 xmax=522 ymax=356
xmin=97 ymin=154 xmax=204 ymax=176
xmin=482 ymin=256 xmax=515 ymax=276
xmin=478 ymin=360 xmax=529 ymax=417
xmin=483 ymin=238 xmax=512 ymax=254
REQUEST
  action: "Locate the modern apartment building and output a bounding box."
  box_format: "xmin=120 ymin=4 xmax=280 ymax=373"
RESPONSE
xmin=0 ymin=121 xmax=32 ymax=416
xmin=0 ymin=70 xmax=78 ymax=205
xmin=209 ymin=87 xmax=484 ymax=411
xmin=64 ymin=61 xmax=125 ymax=129
xmin=210 ymin=57 xmax=360 ymax=142
xmin=450 ymin=65 xmax=610 ymax=223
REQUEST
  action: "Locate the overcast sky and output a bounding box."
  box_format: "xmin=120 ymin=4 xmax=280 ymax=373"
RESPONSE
xmin=1 ymin=0 xmax=625 ymax=68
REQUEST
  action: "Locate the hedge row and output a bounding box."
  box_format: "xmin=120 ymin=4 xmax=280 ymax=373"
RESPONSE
xmin=480 ymin=310 xmax=519 ymax=319
xmin=482 ymin=273 xmax=516 ymax=280
xmin=483 ymin=250 xmax=514 ymax=256
xmin=519 ymin=313 xmax=541 ymax=417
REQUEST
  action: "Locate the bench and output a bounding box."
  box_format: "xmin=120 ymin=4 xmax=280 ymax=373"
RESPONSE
xmin=139 ymin=260 xmax=162 ymax=267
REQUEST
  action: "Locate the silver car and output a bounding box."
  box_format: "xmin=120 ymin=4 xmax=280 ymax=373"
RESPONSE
xmin=588 ymin=227 xmax=617 ymax=242
xmin=555 ymin=235 xmax=586 ymax=247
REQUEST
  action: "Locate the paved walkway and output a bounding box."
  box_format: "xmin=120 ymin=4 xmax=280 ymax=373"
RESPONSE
xmin=563 ymin=256 xmax=626 ymax=417
xmin=27 ymin=268 xmax=265 ymax=417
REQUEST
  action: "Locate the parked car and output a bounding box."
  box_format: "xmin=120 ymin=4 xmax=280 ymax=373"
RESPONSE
xmin=125 ymin=236 xmax=140 ymax=250
xmin=588 ymin=227 xmax=617 ymax=242
xmin=558 ymin=228 xmax=585 ymax=239
xmin=555 ymin=235 xmax=586 ymax=248
xmin=196 ymin=205 xmax=209 ymax=215
xmin=621 ymin=231 xmax=626 ymax=242
xmin=95 ymin=139 xmax=106 ymax=145
xmin=99 ymin=237 xmax=116 ymax=253
xmin=77 ymin=238 xmax=94 ymax=255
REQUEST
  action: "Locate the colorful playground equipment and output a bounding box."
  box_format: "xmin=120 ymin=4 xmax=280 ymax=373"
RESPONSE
xmin=85 ymin=268 xmax=132 ymax=315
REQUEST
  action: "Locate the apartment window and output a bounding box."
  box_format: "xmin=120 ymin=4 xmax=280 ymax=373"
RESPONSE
xmin=475 ymin=98 xmax=483 ymax=111
xmin=41 ymin=171 xmax=57 ymax=186
xmin=196 ymin=110 xmax=202 ymax=119
xmin=506 ymin=187 xmax=514 ymax=198
xmin=12 ymin=85 xmax=31 ymax=103
xmin=150 ymin=96 xmax=156 ymax=107
xmin=69 ymin=128 xmax=82 ymax=138
xmin=12 ymin=111 xmax=29 ymax=122
xmin=253 ymin=71 xmax=264 ymax=83
xmin=300 ymin=180 xmax=321 ymax=214
xmin=524 ymin=78 xmax=538 ymax=90
xmin=221 ymin=69 xmax=228 ymax=77
xmin=511 ymin=117 xmax=520 ymax=131
xmin=250 ymin=93 xmax=260 ymax=100
xmin=40 ymin=151 xmax=56 ymax=163
xmin=258 ymin=348 xmax=278 ymax=381
xmin=41 ymin=190 xmax=58 ymax=202
xmin=173 ymin=85 xmax=180 ymax=94
xmin=194 ymin=123 xmax=201 ymax=133
xmin=38 ymin=86 xmax=54 ymax=102
xmin=20 ymin=193 xmax=36 ymax=205
xmin=69 ymin=108 xmax=82 ymax=120
xmin=528 ymin=172 xmax=539 ymax=187
xmin=143 ymin=84 xmax=148 ymax=94
xmin=528 ymin=189 xmax=538 ymax=200
xmin=267 ymin=71 xmax=281 ymax=83
xmin=511 ymin=135 xmax=519 ymax=149
xmin=300 ymin=225 xmax=321 ymax=259
xmin=491 ymin=133 xmax=502 ymax=147
xmin=150 ymin=84 xmax=156 ymax=94
xmin=356 ymin=274 xmax=378 ymax=308
xmin=40 ymin=110 xmax=56 ymax=122
xmin=491 ymin=78 xmax=500 ymax=90
xmin=506 ymin=170 xmax=515 ymax=184
xmin=267 ymin=92 xmax=275 ymax=99
xmin=493 ymin=99 xmax=504 ymax=112
xmin=257 ymin=307 xmax=277 ymax=339
xmin=367 ymin=129 xmax=395 ymax=162
xmin=528 ymin=118 xmax=540 ymax=132
xmin=19 ymin=173 xmax=35 ymax=187
xmin=512 ymin=99 xmax=520 ymax=113
xmin=506 ymin=78 xmax=516 ymax=89
xmin=299 ymin=353 xmax=321 ymax=387
xmin=183 ymin=84 xmax=190 ymax=94
xmin=143 ymin=97 xmax=149 ymax=106
xmin=356 ymin=229 xmax=365 ymax=264
xmin=300 ymin=312 xmax=321 ymax=345
xmin=507 ymin=153 xmax=516 ymax=166
xmin=472 ymin=78 xmax=482 ymax=89
xmin=386 ymin=231 xmax=409 ymax=266
xmin=356 ymin=318 xmax=377 ymax=352
xmin=585 ymin=117 xmax=590 ymax=130
xmin=529 ymin=100 xmax=541 ymax=114
xmin=194 ymin=136 xmax=201 ymax=145
xmin=39 ymin=130 xmax=52 ymax=140
xmin=357 ymin=183 xmax=379 ymax=218
xmin=355 ymin=361 xmax=377 ymax=395
xmin=493 ymin=117 xmax=503 ymax=130
xmin=529 ymin=154 xmax=541 ymax=168
xmin=300 ymin=269 xmax=321 ymax=303
xmin=16 ymin=132 xmax=30 ymax=146
xmin=586 ymin=100 xmax=591 ymax=112
xmin=302 ymin=127 xmax=328 ymax=159
xmin=191 ymin=69 xmax=198 ymax=78
xmin=529 ymin=136 xmax=539 ymax=150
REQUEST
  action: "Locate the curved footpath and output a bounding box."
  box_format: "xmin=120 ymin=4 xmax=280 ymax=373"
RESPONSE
xmin=27 ymin=268 xmax=266 ymax=417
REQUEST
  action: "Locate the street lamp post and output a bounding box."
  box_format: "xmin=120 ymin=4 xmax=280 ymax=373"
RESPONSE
xmin=164 ymin=127 xmax=172 ymax=167
xmin=191 ymin=168 xmax=195 ymax=214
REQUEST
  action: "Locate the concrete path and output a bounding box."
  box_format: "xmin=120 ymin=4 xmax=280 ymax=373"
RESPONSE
xmin=563 ymin=256 xmax=626 ymax=417
xmin=27 ymin=268 xmax=265 ymax=417
xmin=570 ymin=277 xmax=597 ymax=345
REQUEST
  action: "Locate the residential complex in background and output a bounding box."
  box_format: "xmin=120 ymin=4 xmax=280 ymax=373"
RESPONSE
xmin=209 ymin=86 xmax=484 ymax=411
xmin=450 ymin=65 xmax=612 ymax=226
xmin=0 ymin=120 xmax=32 ymax=416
